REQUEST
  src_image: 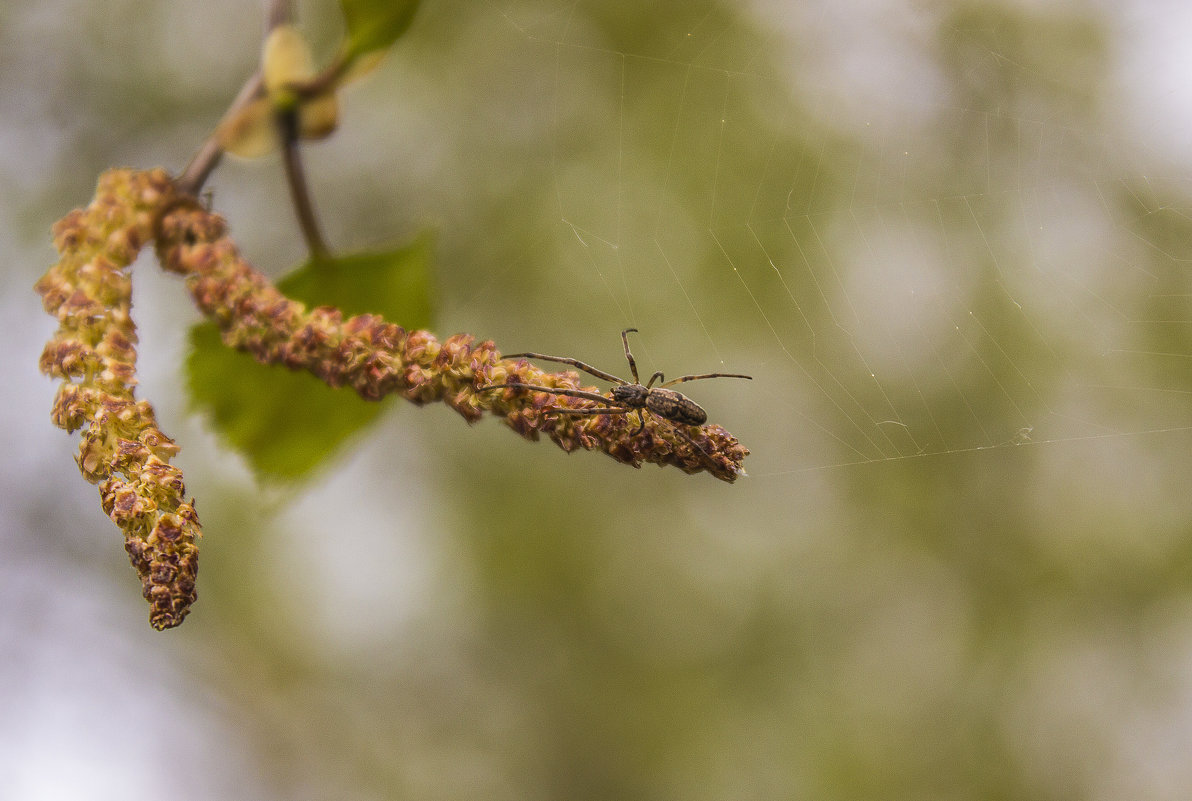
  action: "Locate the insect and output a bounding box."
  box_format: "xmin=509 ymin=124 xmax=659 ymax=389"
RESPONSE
xmin=480 ymin=328 xmax=751 ymax=435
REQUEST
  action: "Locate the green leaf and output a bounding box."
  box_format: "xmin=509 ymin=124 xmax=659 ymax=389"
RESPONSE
xmin=340 ymin=0 xmax=421 ymax=63
xmin=278 ymin=233 xmax=434 ymax=322
xmin=186 ymin=232 xmax=435 ymax=481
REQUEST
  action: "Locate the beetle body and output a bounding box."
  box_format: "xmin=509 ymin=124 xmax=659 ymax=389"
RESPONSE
xmin=650 ymin=387 xmax=707 ymax=425
xmin=484 ymin=329 xmax=748 ymax=432
xmin=610 ymin=383 xmax=708 ymax=426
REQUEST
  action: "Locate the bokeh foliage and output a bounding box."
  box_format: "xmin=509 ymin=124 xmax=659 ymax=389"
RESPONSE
xmin=13 ymin=1 xmax=1192 ymax=800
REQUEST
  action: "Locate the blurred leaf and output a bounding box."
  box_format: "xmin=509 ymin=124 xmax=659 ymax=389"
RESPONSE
xmin=279 ymin=233 xmax=434 ymax=322
xmin=262 ymin=24 xmax=340 ymax=140
xmin=339 ymin=0 xmax=421 ymax=64
xmin=187 ymin=233 xmax=435 ymax=481
xmin=298 ymin=93 xmax=340 ymax=140
xmin=262 ymin=25 xmax=316 ymax=92
xmin=218 ymin=93 xmax=340 ymax=158
xmin=217 ymin=97 xmax=280 ymax=158
xmin=220 ymin=25 xmax=341 ymax=158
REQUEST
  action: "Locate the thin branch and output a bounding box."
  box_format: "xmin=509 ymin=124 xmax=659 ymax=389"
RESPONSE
xmin=175 ymin=0 xmax=294 ymax=197
xmin=278 ymin=107 xmax=330 ymax=258
xmin=147 ymin=173 xmax=751 ymax=482
xmin=266 ymin=0 xmax=293 ymax=29
xmin=175 ymin=72 xmax=263 ymax=196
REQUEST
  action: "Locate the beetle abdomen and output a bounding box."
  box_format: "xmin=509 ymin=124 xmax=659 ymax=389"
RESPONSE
xmin=647 ymin=388 xmax=707 ymax=425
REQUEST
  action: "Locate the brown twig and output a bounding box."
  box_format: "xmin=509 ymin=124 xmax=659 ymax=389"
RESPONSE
xmin=35 ymin=160 xmax=752 ymax=625
xmin=278 ymin=107 xmax=329 ymax=258
xmin=174 ymin=0 xmax=294 ymax=197
xmin=149 ymin=180 xmax=750 ymax=482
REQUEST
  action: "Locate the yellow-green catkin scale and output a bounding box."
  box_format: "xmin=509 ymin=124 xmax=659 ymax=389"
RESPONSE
xmin=37 ymin=169 xmax=200 ymax=630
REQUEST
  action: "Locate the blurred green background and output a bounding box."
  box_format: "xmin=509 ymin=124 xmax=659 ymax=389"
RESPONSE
xmin=7 ymin=1 xmax=1192 ymax=799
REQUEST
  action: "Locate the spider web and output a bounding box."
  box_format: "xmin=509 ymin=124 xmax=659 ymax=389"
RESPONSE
xmin=472 ymin=0 xmax=1192 ymax=480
